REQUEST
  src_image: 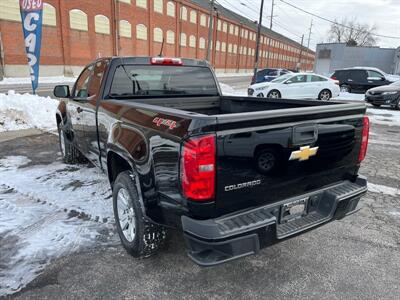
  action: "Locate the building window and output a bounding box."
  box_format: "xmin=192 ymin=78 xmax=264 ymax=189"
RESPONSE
xmin=166 ymin=1 xmax=175 ymax=17
xmin=43 ymin=3 xmax=57 ymax=26
xmin=69 ymin=9 xmax=88 ymax=31
xmin=95 ymin=15 xmax=110 ymax=35
xmin=222 ymin=22 xmax=227 ymax=33
xmin=243 ymin=47 xmax=247 ymax=55
xmin=136 ymin=0 xmax=147 ymax=8
xmin=166 ymin=30 xmax=175 ymax=44
xmin=216 ymin=41 xmax=220 ymax=51
xmin=234 ymin=26 xmax=239 ymax=36
xmin=119 ymin=0 xmax=131 ymax=3
xmin=0 ymin=0 xmax=20 ymax=22
xmin=190 ymin=10 xmax=197 ymax=24
xmin=119 ymin=20 xmax=131 ymax=37
xmin=228 ymin=43 xmax=232 ymax=53
xmin=229 ymin=24 xmax=234 ymax=35
xmin=200 ymin=14 xmax=207 ymax=27
xmin=154 ymin=0 xmax=163 ymax=13
xmin=233 ymin=44 xmax=237 ymax=54
xmin=221 ymin=42 xmax=226 ymax=52
xmin=136 ymin=23 xmax=147 ymax=40
xmin=153 ymin=27 xmax=163 ymax=42
xmin=199 ymin=37 xmax=206 ymax=49
xmin=180 ymin=6 xmax=187 ymax=20
xmin=189 ymin=35 xmax=196 ymax=47
xmin=180 ymin=33 xmax=187 ymax=46
xmin=217 ymin=20 xmax=222 ymax=31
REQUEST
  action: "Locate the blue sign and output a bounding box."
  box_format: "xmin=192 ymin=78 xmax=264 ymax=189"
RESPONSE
xmin=19 ymin=0 xmax=43 ymax=93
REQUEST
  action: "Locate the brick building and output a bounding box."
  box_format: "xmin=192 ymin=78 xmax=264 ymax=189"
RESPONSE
xmin=0 ymin=0 xmax=315 ymax=77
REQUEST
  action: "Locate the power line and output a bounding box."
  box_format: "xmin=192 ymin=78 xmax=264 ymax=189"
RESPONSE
xmin=279 ymin=0 xmax=400 ymax=40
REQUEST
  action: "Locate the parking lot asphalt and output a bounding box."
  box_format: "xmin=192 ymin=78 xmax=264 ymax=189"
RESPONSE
xmin=1 ymin=118 xmax=399 ymax=299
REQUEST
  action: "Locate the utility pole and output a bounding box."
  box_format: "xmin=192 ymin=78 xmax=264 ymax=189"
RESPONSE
xmin=253 ymin=0 xmax=265 ymax=79
xmin=306 ymin=19 xmax=313 ymax=50
xmin=297 ymin=34 xmax=304 ymax=72
xmin=265 ymin=0 xmax=275 ymax=68
xmin=206 ymin=0 xmax=215 ymax=62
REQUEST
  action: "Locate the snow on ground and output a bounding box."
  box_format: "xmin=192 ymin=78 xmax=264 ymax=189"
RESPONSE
xmin=0 ymin=76 xmax=76 ymax=85
xmin=0 ymin=91 xmax=58 ymax=132
xmin=367 ymin=109 xmax=400 ymax=127
xmin=0 ymin=155 xmax=117 ymax=296
xmin=332 ymin=92 xmax=366 ymax=101
xmin=368 ymin=182 xmax=400 ymax=196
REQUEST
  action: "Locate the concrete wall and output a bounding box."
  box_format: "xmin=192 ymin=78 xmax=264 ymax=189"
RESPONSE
xmin=314 ymin=43 xmax=398 ymax=76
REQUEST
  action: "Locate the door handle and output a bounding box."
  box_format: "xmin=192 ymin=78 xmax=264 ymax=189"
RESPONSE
xmin=77 ymin=107 xmax=83 ymax=113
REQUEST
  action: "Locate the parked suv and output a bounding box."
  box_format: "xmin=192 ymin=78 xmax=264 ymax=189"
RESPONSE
xmin=251 ymin=68 xmax=291 ymax=84
xmin=331 ymin=67 xmax=400 ymax=93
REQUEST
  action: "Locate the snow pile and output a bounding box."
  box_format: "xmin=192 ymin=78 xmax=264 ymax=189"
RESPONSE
xmin=0 ymin=156 xmax=117 ymax=296
xmin=219 ymin=82 xmax=247 ymax=96
xmin=333 ymin=92 xmax=366 ymax=102
xmin=216 ymin=72 xmax=252 ymax=78
xmin=0 ymin=91 xmax=58 ymax=132
xmin=0 ymin=76 xmax=76 ymax=85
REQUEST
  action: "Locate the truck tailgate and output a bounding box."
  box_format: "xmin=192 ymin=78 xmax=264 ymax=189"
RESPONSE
xmin=214 ymin=103 xmax=366 ymax=215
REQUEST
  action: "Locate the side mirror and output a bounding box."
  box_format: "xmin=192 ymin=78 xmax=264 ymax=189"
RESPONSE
xmin=285 ymin=80 xmax=293 ymax=84
xmin=54 ymin=85 xmax=70 ymax=98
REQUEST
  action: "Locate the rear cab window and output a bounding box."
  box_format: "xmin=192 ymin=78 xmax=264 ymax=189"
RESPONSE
xmin=109 ymin=65 xmax=219 ymax=98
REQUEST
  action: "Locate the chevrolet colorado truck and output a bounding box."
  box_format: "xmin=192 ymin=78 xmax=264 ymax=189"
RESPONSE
xmin=54 ymin=57 xmax=369 ymax=266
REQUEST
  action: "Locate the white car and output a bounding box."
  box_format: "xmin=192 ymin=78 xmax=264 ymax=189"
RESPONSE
xmin=248 ymin=73 xmax=340 ymax=100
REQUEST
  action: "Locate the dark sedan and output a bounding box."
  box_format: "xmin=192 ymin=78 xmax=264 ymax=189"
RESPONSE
xmin=365 ymin=81 xmax=400 ymax=109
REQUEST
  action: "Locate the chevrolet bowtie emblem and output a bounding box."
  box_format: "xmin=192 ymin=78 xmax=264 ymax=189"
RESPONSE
xmin=289 ymin=146 xmax=319 ymax=161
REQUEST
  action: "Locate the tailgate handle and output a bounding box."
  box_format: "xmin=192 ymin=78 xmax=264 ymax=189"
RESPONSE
xmin=292 ymin=125 xmax=318 ymax=145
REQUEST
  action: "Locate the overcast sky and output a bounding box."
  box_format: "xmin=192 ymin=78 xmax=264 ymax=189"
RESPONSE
xmin=217 ymin=0 xmax=400 ymax=50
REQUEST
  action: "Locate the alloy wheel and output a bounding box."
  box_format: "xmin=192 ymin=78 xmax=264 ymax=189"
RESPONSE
xmin=117 ymin=188 xmax=136 ymax=242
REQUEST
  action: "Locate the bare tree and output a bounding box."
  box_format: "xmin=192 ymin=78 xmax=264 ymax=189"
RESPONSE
xmin=328 ymin=18 xmax=378 ymax=46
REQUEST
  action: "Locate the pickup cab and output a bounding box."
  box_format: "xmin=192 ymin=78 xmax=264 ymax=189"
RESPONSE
xmin=54 ymin=57 xmax=369 ymax=266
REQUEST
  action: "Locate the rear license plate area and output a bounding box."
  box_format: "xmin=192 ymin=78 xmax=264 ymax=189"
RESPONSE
xmin=280 ymin=198 xmax=308 ymax=224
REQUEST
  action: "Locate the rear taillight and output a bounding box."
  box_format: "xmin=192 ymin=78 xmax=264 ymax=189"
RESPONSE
xmin=251 ymin=75 xmax=255 ymax=84
xmin=181 ymin=134 xmax=216 ymax=201
xmin=331 ymin=75 xmax=337 ymax=80
xmin=150 ymin=57 xmax=183 ymax=65
xmin=358 ymin=116 xmax=369 ymax=163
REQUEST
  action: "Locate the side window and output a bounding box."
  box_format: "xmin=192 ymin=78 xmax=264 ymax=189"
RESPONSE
xmin=351 ymin=70 xmax=367 ymax=81
xmin=367 ymin=70 xmax=383 ymax=78
xmin=310 ymin=75 xmax=327 ymax=82
xmin=88 ymin=60 xmax=109 ymax=98
xmin=74 ymin=65 xmax=93 ymax=98
xmin=289 ymin=75 xmax=307 ymax=83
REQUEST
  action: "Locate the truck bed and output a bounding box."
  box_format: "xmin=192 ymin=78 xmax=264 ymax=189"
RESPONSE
xmin=131 ymin=95 xmax=352 ymax=116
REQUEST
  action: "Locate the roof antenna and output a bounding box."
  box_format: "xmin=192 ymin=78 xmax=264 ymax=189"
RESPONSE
xmin=158 ymin=38 xmax=165 ymax=57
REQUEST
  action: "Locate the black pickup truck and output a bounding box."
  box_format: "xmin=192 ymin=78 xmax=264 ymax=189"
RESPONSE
xmin=54 ymin=57 xmax=369 ymax=266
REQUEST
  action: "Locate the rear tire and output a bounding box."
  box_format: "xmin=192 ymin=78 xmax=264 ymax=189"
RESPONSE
xmin=113 ymin=171 xmax=166 ymax=258
xmin=340 ymin=85 xmax=351 ymax=93
xmin=267 ymin=90 xmax=281 ymax=99
xmin=57 ymin=123 xmax=81 ymax=164
xmin=318 ymin=89 xmax=332 ymax=100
